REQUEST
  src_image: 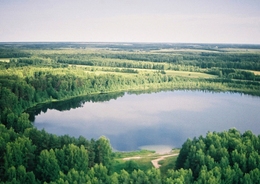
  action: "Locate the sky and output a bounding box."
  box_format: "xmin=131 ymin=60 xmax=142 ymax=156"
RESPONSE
xmin=0 ymin=0 xmax=260 ymax=44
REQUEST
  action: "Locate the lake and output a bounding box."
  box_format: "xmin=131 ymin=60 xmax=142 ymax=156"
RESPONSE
xmin=28 ymin=90 xmax=260 ymax=152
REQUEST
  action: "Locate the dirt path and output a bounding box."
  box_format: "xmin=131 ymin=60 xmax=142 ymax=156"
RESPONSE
xmin=151 ymin=154 xmax=179 ymax=168
xmin=122 ymin=156 xmax=141 ymax=161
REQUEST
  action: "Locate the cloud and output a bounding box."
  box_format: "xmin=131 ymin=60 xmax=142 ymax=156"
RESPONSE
xmin=0 ymin=1 xmax=259 ymax=43
xmin=70 ymin=13 xmax=260 ymax=43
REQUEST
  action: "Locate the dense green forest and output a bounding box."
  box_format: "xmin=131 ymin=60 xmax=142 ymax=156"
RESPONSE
xmin=0 ymin=43 xmax=260 ymax=183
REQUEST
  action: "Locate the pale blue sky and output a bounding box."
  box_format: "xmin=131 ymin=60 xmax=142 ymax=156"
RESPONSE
xmin=0 ymin=0 xmax=259 ymax=43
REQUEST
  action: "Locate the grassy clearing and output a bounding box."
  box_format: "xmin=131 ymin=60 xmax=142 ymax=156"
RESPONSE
xmin=159 ymin=156 xmax=178 ymax=175
xmin=74 ymin=65 xmax=216 ymax=79
xmin=113 ymin=150 xmax=155 ymax=158
xmin=83 ymin=68 xmax=217 ymax=79
xmin=0 ymin=58 xmax=10 ymax=62
xmin=112 ymin=150 xmax=156 ymax=172
xmin=111 ymin=149 xmax=180 ymax=173
xmin=166 ymin=70 xmax=216 ymax=78
xmin=220 ymin=48 xmax=260 ymax=54
xmin=84 ymin=70 xmax=129 ymax=76
xmin=252 ymin=70 xmax=260 ymax=75
xmin=151 ymin=48 xmax=220 ymax=53
xmin=241 ymin=69 xmax=260 ymax=76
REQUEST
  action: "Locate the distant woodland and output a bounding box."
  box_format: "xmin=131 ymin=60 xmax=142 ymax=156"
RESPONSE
xmin=0 ymin=43 xmax=260 ymax=183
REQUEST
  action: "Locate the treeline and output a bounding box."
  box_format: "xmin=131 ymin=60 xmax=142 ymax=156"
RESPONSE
xmin=93 ymin=53 xmax=182 ymax=63
xmin=58 ymin=51 xmax=260 ymax=71
xmin=0 ymin=123 xmax=113 ymax=183
xmin=207 ymin=68 xmax=260 ymax=81
xmin=1 ymin=43 xmax=260 ymax=183
xmin=2 ymin=121 xmax=259 ymax=183
xmin=1 ymin=43 xmax=260 ymax=71
xmin=4 ymin=44 xmax=260 ymax=74
xmin=1 ymin=65 xmax=260 ymax=125
xmin=182 ymin=52 xmax=260 ymax=70
xmin=56 ymin=51 xmax=260 ymax=71
xmin=36 ymin=50 xmax=260 ymax=71
xmin=174 ymin=129 xmax=260 ymax=183
xmin=56 ymin=56 xmax=168 ymax=71
xmin=0 ymin=47 xmax=30 ymax=58
xmin=11 ymin=58 xmax=54 ymax=66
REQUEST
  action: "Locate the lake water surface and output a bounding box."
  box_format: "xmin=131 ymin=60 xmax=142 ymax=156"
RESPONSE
xmin=29 ymin=91 xmax=260 ymax=152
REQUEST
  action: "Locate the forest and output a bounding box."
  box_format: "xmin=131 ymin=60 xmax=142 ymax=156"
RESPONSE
xmin=0 ymin=42 xmax=260 ymax=183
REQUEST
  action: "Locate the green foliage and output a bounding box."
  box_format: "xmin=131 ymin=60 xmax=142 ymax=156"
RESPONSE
xmin=165 ymin=168 xmax=193 ymax=184
xmin=1 ymin=43 xmax=260 ymax=183
xmin=159 ymin=155 xmax=178 ymax=175
xmin=175 ymin=129 xmax=260 ymax=183
xmin=94 ymin=136 xmax=113 ymax=168
xmin=36 ymin=149 xmax=60 ymax=182
xmin=60 ymin=144 xmax=89 ymax=174
xmin=207 ymin=67 xmax=257 ymax=81
xmin=4 ymin=137 xmax=36 ymax=172
xmin=113 ymin=150 xmax=155 ymax=158
xmin=6 ymin=165 xmax=36 ymax=184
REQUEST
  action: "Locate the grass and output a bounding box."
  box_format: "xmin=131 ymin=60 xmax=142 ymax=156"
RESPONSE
xmin=111 ymin=149 xmax=180 ymax=173
xmin=113 ymin=150 xmax=155 ymax=158
xmin=165 ymin=70 xmax=216 ymax=78
xmin=112 ymin=150 xmax=156 ymax=173
xmin=159 ymin=156 xmax=178 ymax=175
xmin=74 ymin=65 xmax=216 ymax=79
xmin=0 ymin=58 xmax=10 ymax=62
xmin=252 ymin=70 xmax=260 ymax=75
xmin=220 ymin=48 xmax=260 ymax=54
xmin=151 ymin=48 xmax=221 ymax=53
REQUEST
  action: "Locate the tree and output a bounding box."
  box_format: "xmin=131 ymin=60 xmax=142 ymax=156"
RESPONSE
xmin=221 ymin=165 xmax=236 ymax=184
xmin=166 ymin=168 xmax=193 ymax=184
xmin=4 ymin=137 xmax=36 ymax=172
xmin=131 ymin=169 xmax=149 ymax=184
xmin=36 ymin=149 xmax=60 ymax=182
xmin=124 ymin=160 xmax=140 ymax=173
xmin=90 ymin=164 xmax=109 ymax=183
xmin=60 ymin=144 xmax=88 ymax=173
xmin=94 ymin=136 xmax=112 ymax=169
xmin=110 ymin=172 xmax=119 ymax=184
xmin=147 ymin=168 xmax=162 ymax=184
xmin=118 ymin=169 xmax=130 ymax=184
xmin=88 ymin=139 xmax=96 ymax=168
xmin=175 ymin=138 xmax=192 ymax=169
xmin=249 ymin=168 xmax=260 ymax=183
xmin=16 ymin=113 xmax=32 ymax=133
xmin=6 ymin=165 xmax=36 ymax=184
xmin=196 ymin=166 xmax=221 ymax=184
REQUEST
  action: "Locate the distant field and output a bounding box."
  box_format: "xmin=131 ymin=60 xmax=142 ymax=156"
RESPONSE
xmin=0 ymin=58 xmax=10 ymax=62
xmin=165 ymin=70 xmax=216 ymax=78
xmin=76 ymin=65 xmax=216 ymax=79
xmin=220 ymin=48 xmax=260 ymax=53
xmin=252 ymin=70 xmax=260 ymax=75
xmin=152 ymin=48 xmax=260 ymax=55
xmin=151 ymin=48 xmax=220 ymax=53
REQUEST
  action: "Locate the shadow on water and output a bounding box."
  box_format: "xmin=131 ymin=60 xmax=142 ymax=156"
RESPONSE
xmin=26 ymin=92 xmax=125 ymax=122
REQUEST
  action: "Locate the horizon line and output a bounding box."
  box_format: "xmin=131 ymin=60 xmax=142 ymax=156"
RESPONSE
xmin=0 ymin=41 xmax=260 ymax=45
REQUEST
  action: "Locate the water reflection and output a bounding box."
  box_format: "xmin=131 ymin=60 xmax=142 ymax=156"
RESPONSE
xmin=27 ymin=92 xmax=125 ymax=122
xmin=29 ymin=91 xmax=260 ymax=151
